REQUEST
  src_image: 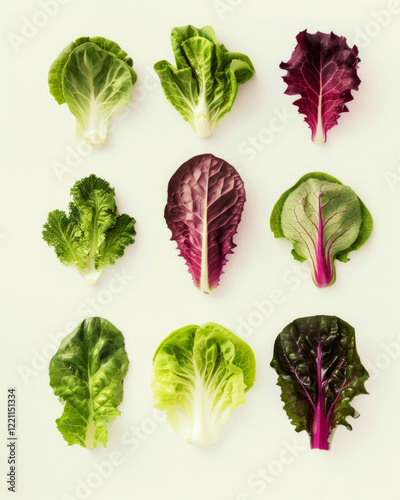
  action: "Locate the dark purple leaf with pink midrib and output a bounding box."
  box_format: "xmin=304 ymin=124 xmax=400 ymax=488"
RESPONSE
xmin=280 ymin=30 xmax=361 ymax=143
xmin=271 ymin=315 xmax=369 ymax=450
xmin=165 ymin=154 xmax=246 ymax=293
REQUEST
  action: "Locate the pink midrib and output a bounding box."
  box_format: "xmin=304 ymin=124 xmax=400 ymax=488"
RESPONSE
xmin=312 ymin=193 xmax=334 ymax=287
xmin=311 ymin=339 xmax=330 ymax=450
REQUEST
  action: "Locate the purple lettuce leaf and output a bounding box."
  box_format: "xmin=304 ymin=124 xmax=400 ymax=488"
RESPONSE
xmin=271 ymin=315 xmax=369 ymax=450
xmin=165 ymin=153 xmax=246 ymax=293
xmin=280 ymin=30 xmax=361 ymax=143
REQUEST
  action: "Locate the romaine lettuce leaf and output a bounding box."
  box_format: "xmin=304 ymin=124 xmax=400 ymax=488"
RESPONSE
xmin=154 ymin=25 xmax=255 ymax=137
xmin=271 ymin=315 xmax=369 ymax=450
xmin=49 ymin=317 xmax=130 ymax=448
xmin=165 ymin=153 xmax=246 ymax=293
xmin=270 ymin=172 xmax=372 ymax=288
xmin=152 ymin=322 xmax=256 ymax=446
xmin=280 ymin=30 xmax=360 ymax=143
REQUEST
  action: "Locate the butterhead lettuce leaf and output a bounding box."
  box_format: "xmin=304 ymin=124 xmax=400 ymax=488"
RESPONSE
xmin=48 ymin=36 xmax=137 ymax=145
xmin=151 ymin=322 xmax=256 ymax=446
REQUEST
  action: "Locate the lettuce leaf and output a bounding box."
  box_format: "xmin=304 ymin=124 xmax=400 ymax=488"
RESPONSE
xmin=270 ymin=315 xmax=369 ymax=450
xmin=270 ymin=172 xmax=372 ymax=288
xmin=154 ymin=25 xmax=255 ymax=137
xmin=280 ymin=30 xmax=360 ymax=143
xmin=48 ymin=36 xmax=137 ymax=145
xmin=165 ymin=153 xmax=246 ymax=293
xmin=49 ymin=317 xmax=130 ymax=449
xmin=151 ymin=322 xmax=256 ymax=445
xmin=42 ymin=174 xmax=136 ymax=285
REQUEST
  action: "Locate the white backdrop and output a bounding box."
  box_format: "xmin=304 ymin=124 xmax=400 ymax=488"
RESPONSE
xmin=1 ymin=1 xmax=400 ymax=499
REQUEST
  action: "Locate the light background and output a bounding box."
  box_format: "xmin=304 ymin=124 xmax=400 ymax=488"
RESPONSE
xmin=1 ymin=0 xmax=400 ymax=499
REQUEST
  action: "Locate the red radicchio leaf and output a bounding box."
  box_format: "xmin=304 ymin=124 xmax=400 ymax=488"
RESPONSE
xmin=165 ymin=154 xmax=246 ymax=294
xmin=280 ymin=30 xmax=361 ymax=143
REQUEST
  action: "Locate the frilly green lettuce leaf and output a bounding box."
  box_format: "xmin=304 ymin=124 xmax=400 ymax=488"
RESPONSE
xmin=42 ymin=174 xmax=136 ymax=284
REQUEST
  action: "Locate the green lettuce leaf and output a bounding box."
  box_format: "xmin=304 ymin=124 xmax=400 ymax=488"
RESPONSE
xmin=42 ymin=174 xmax=136 ymax=284
xmin=154 ymin=25 xmax=255 ymax=137
xmin=49 ymin=317 xmax=130 ymax=449
xmin=151 ymin=322 xmax=256 ymax=445
xmin=48 ymin=36 xmax=137 ymax=145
